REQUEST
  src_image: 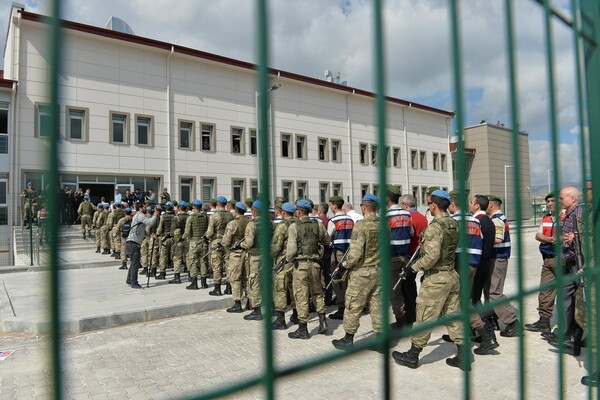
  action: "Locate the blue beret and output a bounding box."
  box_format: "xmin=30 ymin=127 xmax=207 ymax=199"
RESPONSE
xmin=217 ymin=195 xmax=228 ymax=204
xmin=191 ymin=199 xmax=202 ymax=207
xmin=282 ymin=202 xmax=296 ymax=213
xmin=179 ymin=200 xmax=188 ymax=208
xmin=125 ymin=207 xmax=132 ymax=213
xmin=84 ymin=194 xmax=90 ymax=200
xmin=296 ymin=199 xmax=312 ymax=211
xmin=252 ymin=200 xmax=262 ymax=210
xmin=146 ymin=206 xmax=153 ymax=212
xmin=362 ymin=193 xmax=378 ymax=204
xmin=27 ymin=181 xmax=32 ymax=185
xmin=431 ymin=189 xmax=451 ymax=202
xmin=165 ymin=201 xmax=174 ymax=207
xmin=235 ymin=201 xmax=246 ymax=211
xmin=104 ymin=203 xmax=111 ymax=209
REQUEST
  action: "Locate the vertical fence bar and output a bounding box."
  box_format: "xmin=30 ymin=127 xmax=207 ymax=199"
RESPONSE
xmin=255 ymin=0 xmax=275 ymax=399
xmin=448 ymin=2 xmax=473 ymax=396
xmin=503 ymin=2 xmax=526 ymax=399
xmin=372 ymin=1 xmax=391 ymax=398
xmin=48 ymin=0 xmax=63 ymax=399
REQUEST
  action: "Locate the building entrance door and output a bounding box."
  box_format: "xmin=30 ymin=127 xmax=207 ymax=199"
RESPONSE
xmin=80 ymin=184 xmax=114 ymax=205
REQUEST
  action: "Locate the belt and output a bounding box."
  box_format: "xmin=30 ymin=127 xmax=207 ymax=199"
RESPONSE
xmin=424 ymin=268 xmax=454 ymax=275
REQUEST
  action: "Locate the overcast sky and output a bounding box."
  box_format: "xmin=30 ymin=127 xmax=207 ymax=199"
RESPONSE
xmin=1 ymin=0 xmax=584 ymax=193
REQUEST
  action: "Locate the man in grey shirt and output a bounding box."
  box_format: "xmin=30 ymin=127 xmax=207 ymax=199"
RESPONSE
xmin=126 ymin=205 xmax=160 ymax=289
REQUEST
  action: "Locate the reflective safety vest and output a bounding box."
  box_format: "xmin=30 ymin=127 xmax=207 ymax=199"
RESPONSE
xmin=452 ymin=213 xmax=483 ymax=267
xmin=491 ymin=212 xmax=511 ymax=259
xmin=330 ymin=214 xmax=354 ymax=252
xmin=539 ymin=214 xmax=556 ymax=256
xmin=387 ymin=208 xmax=412 ymax=257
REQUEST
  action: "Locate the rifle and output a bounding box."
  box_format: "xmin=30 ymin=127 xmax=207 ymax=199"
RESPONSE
xmin=392 ymin=244 xmax=421 ymax=291
xmin=147 ymin=235 xmax=155 ymax=288
xmin=325 ymin=247 xmax=351 ymax=291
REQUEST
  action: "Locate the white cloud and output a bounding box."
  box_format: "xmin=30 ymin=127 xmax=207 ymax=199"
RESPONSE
xmin=529 ymin=139 xmax=582 ymax=190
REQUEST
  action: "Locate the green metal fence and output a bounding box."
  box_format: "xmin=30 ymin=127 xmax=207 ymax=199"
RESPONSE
xmin=43 ymin=0 xmax=600 ymax=399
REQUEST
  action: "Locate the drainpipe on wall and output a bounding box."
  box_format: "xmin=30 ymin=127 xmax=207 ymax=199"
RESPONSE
xmin=166 ymin=46 xmax=174 ymax=197
xmin=346 ymin=93 xmax=355 ymax=204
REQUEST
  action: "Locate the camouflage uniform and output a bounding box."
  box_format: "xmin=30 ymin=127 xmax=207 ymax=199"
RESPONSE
xmin=101 ymin=209 xmax=113 ymax=252
xmin=286 ymin=216 xmax=330 ymax=324
xmin=183 ymin=210 xmax=209 ymax=278
xmin=77 ymin=200 xmax=96 ymax=238
xmin=110 ymin=208 xmax=126 ymax=254
xmin=156 ymin=211 xmax=176 ymax=273
xmin=271 ymin=217 xmax=297 ymax=312
xmin=341 ymin=215 xmax=382 ymax=334
xmin=222 ymin=215 xmax=251 ymax=301
xmin=410 ymin=214 xmax=463 ymax=348
xmin=205 ymin=210 xmax=234 ymax=284
xmin=171 ymin=211 xmax=190 ymax=274
xmin=95 ymin=209 xmax=107 ymax=249
xmin=240 ymin=216 xmax=271 ymax=308
xmin=116 ymin=215 xmax=131 ymax=266
xmin=21 ymin=188 xmax=38 ymax=225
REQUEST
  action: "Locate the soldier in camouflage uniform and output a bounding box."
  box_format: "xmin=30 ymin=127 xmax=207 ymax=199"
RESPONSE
xmin=21 ymin=181 xmax=39 ymax=228
xmin=101 ymin=204 xmax=115 ymax=255
xmin=95 ymin=203 xmax=108 ymax=253
xmin=332 ymin=194 xmax=381 ymax=349
xmin=271 ymin=202 xmax=298 ymax=328
xmin=240 ymin=200 xmax=272 ymax=320
xmin=116 ymin=208 xmax=133 ymax=270
xmin=223 ymin=202 xmax=251 ymax=311
xmin=147 ymin=206 xmax=161 ymax=278
xmin=392 ymin=189 xmax=470 ymax=370
xmin=77 ymin=194 xmax=96 ymax=239
xmin=110 ymin=203 xmax=126 ymax=259
xmin=171 ymin=201 xmax=190 ymax=280
xmin=156 ymin=202 xmax=176 ymax=280
xmin=205 ymin=196 xmax=234 ymax=296
xmin=286 ymin=199 xmax=330 ymax=339
xmin=182 ymin=200 xmax=209 ymax=289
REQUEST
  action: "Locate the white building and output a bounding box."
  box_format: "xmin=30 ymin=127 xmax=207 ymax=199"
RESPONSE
xmin=3 ymin=5 xmax=453 ymax=224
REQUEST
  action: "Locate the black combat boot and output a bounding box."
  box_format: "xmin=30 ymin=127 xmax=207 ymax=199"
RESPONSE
xmin=582 ymin=371 xmax=600 ymax=386
xmin=131 ymin=281 xmax=143 ymax=289
xmin=288 ymin=322 xmax=309 ymax=339
xmin=245 ymin=299 xmax=252 ymax=310
xmin=227 ymin=301 xmax=243 ymax=313
xmin=446 ymin=345 xmax=472 ymax=371
xmin=500 ymin=319 xmax=520 ymax=337
xmin=224 ymin=282 xmax=232 ymax=295
xmin=155 ymin=271 xmax=166 ymax=280
xmin=473 ymin=324 xmax=499 ymax=355
xmin=244 ymin=307 xmax=263 ymax=321
xmin=149 ymin=268 xmax=157 ymax=278
xmin=328 ymin=306 xmax=345 ymax=320
xmin=391 ymin=316 xmax=406 ymax=330
xmin=168 ymin=273 xmax=181 ymax=284
xmin=200 ymin=276 xmax=209 ymax=289
xmin=318 ymin=313 xmax=328 ymax=334
xmin=332 ymin=333 xmax=354 ymax=349
xmin=141 ymin=267 xmax=148 ymax=275
xmin=525 ymin=317 xmax=550 ymax=333
xmin=115 ymin=252 xmax=121 ymax=260
xmin=549 ymin=324 xmax=584 ymax=356
xmin=392 ymin=344 xmax=422 ymax=369
xmin=95 ymin=246 xmax=101 ymax=253
xmin=289 ymin=309 xmax=299 ymax=325
xmin=119 ymin=262 xmax=127 ymax=270
xmin=209 ymin=283 xmax=222 ymax=296
xmin=272 ymin=311 xmax=287 ymax=330
xmin=102 ymin=248 xmax=110 ymax=255
xmin=186 ymin=277 xmax=199 ymax=290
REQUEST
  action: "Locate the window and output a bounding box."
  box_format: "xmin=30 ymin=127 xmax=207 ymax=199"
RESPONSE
xmin=385 ymin=146 xmax=391 ymax=167
xmin=410 ymin=150 xmax=418 ymax=169
xmin=412 ymin=186 xmax=419 ymax=201
xmin=360 ymin=143 xmax=368 ymax=165
xmin=135 ymin=115 xmax=153 ymax=146
xmin=433 ymin=152 xmax=440 ymax=171
xmin=392 ymin=147 xmax=400 ymax=168
xmin=296 ymin=135 xmax=307 ymax=160
xmin=0 ymin=104 xmax=8 ymax=154
xmin=232 ymin=179 xmax=245 ymax=202
xmin=441 ymin=153 xmax=448 ymax=171
xmin=35 ymin=103 xmax=52 ymax=138
xmin=318 ymin=138 xmax=328 ymax=161
xmin=421 ymin=186 xmax=427 ymax=206
xmin=419 ymin=151 xmax=427 ymax=170
xmin=250 ymin=129 xmax=257 ymax=155
xmin=297 ymin=181 xmax=308 ymax=199
xmin=179 ymin=120 xmax=194 ymax=150
xmin=281 ymin=133 xmax=292 ymax=158
xmin=361 ymin=184 xmax=369 ymax=198
xmin=180 ymin=178 xmax=193 ymax=203
xmin=331 ymin=139 xmax=341 ymax=163
xmin=110 ymin=112 xmax=128 ymax=144
xmin=319 ymin=182 xmax=329 ymax=203
xmin=201 ymin=178 xmax=215 ymax=203
xmin=332 ymin=182 xmax=343 ymax=198
xmin=282 ymin=181 xmax=293 ymax=202
xmin=373 ymin=184 xmax=380 ymax=196
xmin=250 ymin=180 xmax=259 ymax=200
xmin=231 ymin=127 xmax=244 ymax=154
xmin=371 ymin=144 xmax=378 ymax=165
xmin=0 ymin=179 xmax=6 ymax=224
xmin=66 ymin=107 xmax=87 ymax=141
xmin=396 ymin=185 xmax=403 ymax=196
xmin=201 ymin=124 xmax=215 ymax=151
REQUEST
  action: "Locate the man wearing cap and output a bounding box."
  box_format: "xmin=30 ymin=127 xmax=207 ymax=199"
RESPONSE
xmin=271 ymin=202 xmax=299 ymax=328
xmin=240 ymin=200 xmax=272 ymax=320
xmin=222 ymin=202 xmax=251 ymax=309
xmin=424 ymin=186 xmax=440 ymax=224
xmin=392 ymin=189 xmax=470 ymax=370
xmin=156 ymin=202 xmax=176 ymax=280
xmin=525 ymin=192 xmax=558 ymax=334
xmin=171 ymin=201 xmax=191 ymax=280
xmin=286 ymin=199 xmax=330 ymax=338
xmin=485 ymin=195 xmax=520 ymax=337
xmin=78 ymin=193 xmax=96 ymax=239
xmin=96 ymin=204 xmax=109 ymax=254
xmin=102 ymin=203 xmax=116 ymax=255
xmin=332 ymin=194 xmax=383 ymax=349
xmin=244 ymin=197 xmax=254 ymax=219
xmin=327 ymin=195 xmax=355 ymax=320
xmin=109 ymin=202 xmax=126 ymax=259
xmin=181 ymin=200 xmax=209 ymax=288
xmin=116 ymin=207 xmax=133 ymax=270
xmin=205 ymin=196 xmax=234 ymax=296
xmin=386 ymin=185 xmax=413 ymax=330
xmin=160 ymin=187 xmax=171 ymax=204
xmin=21 ymin=181 xmax=39 ymax=228
xmin=125 ymin=205 xmax=160 ymax=289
